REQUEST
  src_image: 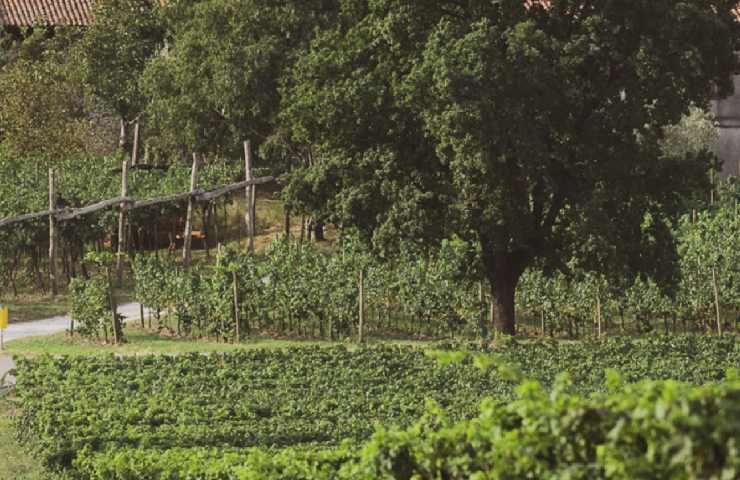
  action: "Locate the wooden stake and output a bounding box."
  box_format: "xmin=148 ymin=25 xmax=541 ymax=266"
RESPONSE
xmin=233 ymin=270 xmax=240 ymax=343
xmin=182 ymin=153 xmax=200 ymax=268
xmin=107 ymin=266 xmax=121 ymax=344
xmin=244 ymin=141 xmax=256 ymax=254
xmin=48 ymin=168 xmax=58 ymax=297
xmin=541 ymin=308 xmax=546 ymax=337
xmin=358 ymin=269 xmax=365 ymax=343
xmin=478 ymin=281 xmax=485 ymax=329
xmin=116 ymin=157 xmax=129 ymax=285
xmin=118 ymin=118 xmax=127 ymax=153
xmin=131 ymin=120 xmax=140 ymax=166
xmin=284 ymin=209 xmax=291 ymax=240
xmin=712 ymin=267 xmax=722 ymax=336
xmin=596 ymin=294 xmax=603 ymax=338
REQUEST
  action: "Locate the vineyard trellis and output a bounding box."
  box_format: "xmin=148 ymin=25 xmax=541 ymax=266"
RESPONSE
xmin=0 ymin=142 xmax=274 ymax=295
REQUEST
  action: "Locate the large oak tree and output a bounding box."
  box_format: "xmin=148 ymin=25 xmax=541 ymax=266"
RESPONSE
xmin=282 ymin=0 xmax=739 ymax=334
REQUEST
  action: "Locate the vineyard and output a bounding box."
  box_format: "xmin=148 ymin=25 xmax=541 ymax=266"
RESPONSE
xmin=3 ymin=1 xmax=740 ymax=480
xmin=91 ymin=188 xmax=738 ymax=343
xmin=14 ymin=337 xmax=740 ymax=479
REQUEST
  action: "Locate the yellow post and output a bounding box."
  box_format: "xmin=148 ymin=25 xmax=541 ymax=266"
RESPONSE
xmin=0 ymin=305 xmax=8 ymax=350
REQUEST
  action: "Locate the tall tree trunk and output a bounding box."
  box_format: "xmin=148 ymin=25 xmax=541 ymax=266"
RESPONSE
xmin=485 ymin=253 xmax=522 ymax=336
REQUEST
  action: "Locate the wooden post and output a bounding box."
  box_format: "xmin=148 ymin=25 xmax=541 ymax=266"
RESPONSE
xmin=712 ymin=267 xmax=722 ymax=336
xmin=233 ymin=270 xmax=240 ymax=343
xmin=131 ymin=120 xmax=140 ymax=166
xmin=596 ymin=294 xmax=603 ymax=338
xmin=48 ymin=168 xmax=58 ymax=297
xmin=182 ymin=153 xmax=200 ymax=268
xmin=118 ymin=118 xmax=127 ymax=153
xmin=478 ymin=282 xmax=487 ymax=338
xmin=140 ymin=304 xmax=145 ymax=329
xmin=116 ymin=158 xmax=129 ymax=285
xmin=358 ymin=269 xmax=365 ymax=343
xmin=541 ymin=309 xmax=546 ymax=337
xmin=107 ymin=266 xmax=121 ymax=344
xmin=284 ymin=209 xmax=291 ymax=241
xmin=244 ymin=141 xmax=256 ymax=254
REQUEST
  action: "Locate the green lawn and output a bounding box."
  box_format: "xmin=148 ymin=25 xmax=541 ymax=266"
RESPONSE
xmin=0 ymin=398 xmax=45 ymax=480
xmin=2 ymin=295 xmax=70 ymax=324
xmin=4 ymin=327 xmax=337 ymax=357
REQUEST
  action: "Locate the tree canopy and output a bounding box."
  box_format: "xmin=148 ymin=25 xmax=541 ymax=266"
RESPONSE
xmin=280 ymin=0 xmax=739 ymax=333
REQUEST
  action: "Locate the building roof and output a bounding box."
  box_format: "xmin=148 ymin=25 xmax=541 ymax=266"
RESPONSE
xmin=0 ymin=0 xmax=94 ymax=27
xmin=0 ymin=0 xmax=738 ymax=28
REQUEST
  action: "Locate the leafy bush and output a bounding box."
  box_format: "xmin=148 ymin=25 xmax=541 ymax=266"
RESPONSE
xmin=69 ymin=276 xmax=111 ymax=338
xmin=14 ymin=337 xmax=740 ymax=478
xmin=343 ymin=374 xmax=740 ymax=480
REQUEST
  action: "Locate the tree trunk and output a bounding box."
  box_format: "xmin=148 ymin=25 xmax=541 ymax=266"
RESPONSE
xmin=486 ymin=253 xmax=522 ymax=336
xmin=314 ymin=221 xmax=325 ymax=241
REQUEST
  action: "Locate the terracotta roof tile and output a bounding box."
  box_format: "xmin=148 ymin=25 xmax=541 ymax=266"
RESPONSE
xmin=0 ymin=0 xmax=94 ymax=26
xmin=0 ymin=0 xmax=738 ymax=28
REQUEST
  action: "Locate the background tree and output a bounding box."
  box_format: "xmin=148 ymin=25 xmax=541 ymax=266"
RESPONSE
xmin=282 ymin=0 xmax=739 ymax=334
xmin=0 ymin=30 xmax=90 ymax=162
xmin=78 ymin=0 xmax=164 ymax=154
xmin=142 ymin=0 xmax=337 ymax=162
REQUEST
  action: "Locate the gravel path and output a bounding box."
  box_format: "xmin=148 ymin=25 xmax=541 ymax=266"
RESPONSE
xmin=0 ymin=303 xmax=148 ymax=387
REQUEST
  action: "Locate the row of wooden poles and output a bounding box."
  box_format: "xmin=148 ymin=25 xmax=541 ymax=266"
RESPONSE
xmin=0 ymin=141 xmax=273 ymax=298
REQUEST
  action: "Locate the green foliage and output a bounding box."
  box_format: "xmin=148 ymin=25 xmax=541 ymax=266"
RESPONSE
xmin=280 ymin=0 xmax=738 ymax=332
xmin=516 ymin=190 xmax=740 ymax=336
xmin=14 ymin=338 xmax=740 ymax=479
xmin=344 ymin=376 xmax=740 ymax=480
xmin=69 ymin=276 xmax=111 ymax=337
xmin=141 ymin=0 xmax=335 ymax=158
xmin=0 ymin=30 xmax=89 ymax=160
xmin=133 ymin=236 xmax=482 ymax=340
xmin=78 ymin=0 xmax=164 ymax=121
xmin=69 ymin=252 xmax=116 ymax=338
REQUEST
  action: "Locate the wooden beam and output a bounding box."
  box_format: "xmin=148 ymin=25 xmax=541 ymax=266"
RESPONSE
xmin=0 ymin=177 xmax=274 ymax=228
xmin=56 ymin=197 xmax=134 ymax=221
xmin=131 ymin=192 xmax=193 ymax=210
xmin=199 ymin=176 xmax=273 ymax=203
xmin=0 ymin=210 xmax=53 ymax=228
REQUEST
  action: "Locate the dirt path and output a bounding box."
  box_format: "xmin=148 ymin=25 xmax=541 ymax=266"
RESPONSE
xmin=0 ymin=303 xmax=149 ymax=386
